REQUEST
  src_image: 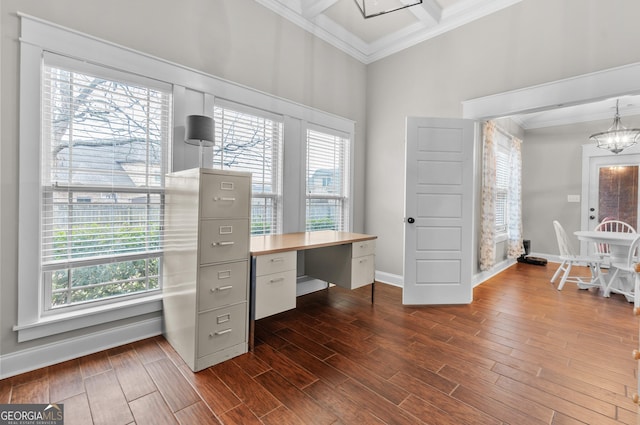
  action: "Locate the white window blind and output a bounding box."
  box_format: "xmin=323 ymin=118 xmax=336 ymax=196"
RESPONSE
xmin=495 ymin=135 xmax=510 ymax=234
xmin=41 ymin=55 xmax=171 ymax=311
xmin=305 ymin=128 xmax=350 ymax=231
xmin=213 ymin=102 xmax=283 ymax=235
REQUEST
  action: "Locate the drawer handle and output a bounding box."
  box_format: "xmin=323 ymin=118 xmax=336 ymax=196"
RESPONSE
xmin=214 ymin=197 xmax=236 ymax=202
xmin=211 ymin=329 xmax=232 ymax=337
xmin=359 ymin=258 xmax=368 ymax=264
xmin=269 ymin=277 xmax=285 ymax=284
xmin=270 ymin=257 xmax=285 ymax=263
xmin=211 ymin=285 xmax=233 ymax=292
xmin=212 ymin=241 xmax=235 ymax=247
xmin=217 ymin=313 xmax=231 ymax=323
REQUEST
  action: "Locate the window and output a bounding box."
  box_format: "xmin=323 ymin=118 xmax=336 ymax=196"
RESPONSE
xmin=305 ymin=127 xmax=350 ymax=231
xmin=213 ymin=102 xmax=283 ymax=235
xmin=495 ymin=138 xmax=510 ymax=235
xmin=41 ymin=54 xmax=171 ymax=312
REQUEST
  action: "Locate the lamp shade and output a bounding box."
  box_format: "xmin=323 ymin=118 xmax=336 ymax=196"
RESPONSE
xmin=185 ymin=115 xmax=215 ymax=147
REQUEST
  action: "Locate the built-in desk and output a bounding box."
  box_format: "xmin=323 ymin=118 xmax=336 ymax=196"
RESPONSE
xmin=249 ymin=230 xmax=377 ymax=349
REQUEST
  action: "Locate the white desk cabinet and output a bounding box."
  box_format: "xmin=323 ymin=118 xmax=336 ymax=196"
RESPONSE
xmin=254 ymin=251 xmax=296 ymax=320
xmin=163 ymin=168 xmax=251 ymax=371
xmin=305 ymin=239 xmax=376 ymax=290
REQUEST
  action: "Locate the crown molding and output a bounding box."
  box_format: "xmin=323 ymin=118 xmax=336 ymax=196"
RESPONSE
xmin=255 ymin=0 xmax=524 ymax=64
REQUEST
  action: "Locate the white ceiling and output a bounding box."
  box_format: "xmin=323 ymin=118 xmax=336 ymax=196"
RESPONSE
xmin=255 ymin=0 xmax=640 ymax=129
xmin=255 ymin=0 xmax=524 ymax=64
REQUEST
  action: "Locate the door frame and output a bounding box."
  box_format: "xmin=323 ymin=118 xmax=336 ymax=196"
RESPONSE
xmin=579 ymin=143 xmax=640 ymax=255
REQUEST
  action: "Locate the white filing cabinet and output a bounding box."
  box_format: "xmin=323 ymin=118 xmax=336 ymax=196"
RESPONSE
xmin=163 ymin=168 xmax=251 ymax=371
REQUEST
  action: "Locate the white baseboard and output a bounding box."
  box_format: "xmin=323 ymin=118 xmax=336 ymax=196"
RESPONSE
xmin=0 ymin=317 xmax=162 ymax=380
xmin=375 ymin=270 xmax=403 ymax=287
xmin=473 ymin=258 xmax=516 ymax=287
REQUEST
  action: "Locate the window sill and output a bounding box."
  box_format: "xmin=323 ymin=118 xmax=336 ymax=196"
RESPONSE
xmin=13 ymin=293 xmax=163 ymax=343
xmin=496 ymin=232 xmax=508 ymax=243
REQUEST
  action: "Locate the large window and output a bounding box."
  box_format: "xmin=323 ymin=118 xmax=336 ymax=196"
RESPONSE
xmin=305 ymin=127 xmax=350 ymax=231
xmin=213 ymin=102 xmax=283 ymax=235
xmin=495 ymin=137 xmax=510 ymax=235
xmin=41 ymin=54 xmax=171 ymax=312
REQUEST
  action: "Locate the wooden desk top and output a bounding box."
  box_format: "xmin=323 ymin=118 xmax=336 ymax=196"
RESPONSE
xmin=250 ymin=230 xmax=377 ymax=256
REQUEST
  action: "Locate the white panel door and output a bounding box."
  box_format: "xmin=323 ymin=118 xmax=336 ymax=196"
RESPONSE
xmin=403 ymin=117 xmax=475 ymax=305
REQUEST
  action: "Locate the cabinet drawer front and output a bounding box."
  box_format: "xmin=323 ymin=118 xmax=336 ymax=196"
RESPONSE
xmin=200 ymin=219 xmax=249 ymax=264
xmin=352 ymin=239 xmax=376 ymax=258
xmin=351 ymin=254 xmax=375 ymax=289
xmin=198 ymin=261 xmax=248 ymax=312
xmin=255 ymin=270 xmax=297 ymax=320
xmin=255 ymin=251 xmax=296 ymax=276
xmin=198 ymin=303 xmax=247 ymax=357
xmin=200 ymin=174 xmax=250 ymax=218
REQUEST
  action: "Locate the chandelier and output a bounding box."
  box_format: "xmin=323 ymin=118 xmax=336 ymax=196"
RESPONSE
xmin=354 ymin=0 xmax=423 ymax=19
xmin=589 ymin=99 xmax=640 ymax=154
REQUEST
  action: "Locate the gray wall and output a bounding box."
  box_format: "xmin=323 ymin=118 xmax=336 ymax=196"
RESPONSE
xmin=522 ymin=116 xmax=640 ymax=257
xmin=0 ymin=0 xmax=366 ymax=365
xmin=365 ymin=0 xmax=640 ymax=277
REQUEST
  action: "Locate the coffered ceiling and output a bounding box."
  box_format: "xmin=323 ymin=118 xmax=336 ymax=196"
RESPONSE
xmin=255 ymin=0 xmax=640 ymax=129
xmin=255 ymin=0 xmax=524 ymax=64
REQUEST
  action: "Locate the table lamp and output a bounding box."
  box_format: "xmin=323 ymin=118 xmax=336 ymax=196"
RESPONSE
xmin=185 ymin=114 xmax=215 ymax=168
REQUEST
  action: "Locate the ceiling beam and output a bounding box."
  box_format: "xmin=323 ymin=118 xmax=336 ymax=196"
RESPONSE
xmin=410 ymin=0 xmax=442 ymax=27
xmin=301 ymin=0 xmax=339 ymax=18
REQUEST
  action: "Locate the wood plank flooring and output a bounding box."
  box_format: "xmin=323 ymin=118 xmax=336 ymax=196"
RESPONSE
xmin=1 ymin=263 xmax=639 ymax=424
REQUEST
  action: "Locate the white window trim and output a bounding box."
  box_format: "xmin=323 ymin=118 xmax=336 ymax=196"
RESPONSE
xmin=17 ymin=14 xmax=355 ymax=342
xmin=17 ymin=15 xmax=176 ymax=342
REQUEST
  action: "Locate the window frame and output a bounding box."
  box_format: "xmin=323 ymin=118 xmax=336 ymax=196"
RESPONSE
xmin=17 ymin=18 xmax=175 ymax=342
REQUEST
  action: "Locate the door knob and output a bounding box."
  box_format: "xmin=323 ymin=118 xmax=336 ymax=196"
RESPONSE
xmin=407 ymin=217 xmax=415 ymax=223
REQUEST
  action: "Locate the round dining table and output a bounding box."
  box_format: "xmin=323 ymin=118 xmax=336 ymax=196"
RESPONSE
xmin=574 ymin=230 xmax=638 ymax=301
xmin=574 ymin=230 xmax=637 ymax=262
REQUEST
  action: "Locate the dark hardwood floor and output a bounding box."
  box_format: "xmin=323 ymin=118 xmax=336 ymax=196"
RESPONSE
xmin=1 ymin=263 xmax=639 ymax=424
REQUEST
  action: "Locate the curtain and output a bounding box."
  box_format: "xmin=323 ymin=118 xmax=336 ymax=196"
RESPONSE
xmin=479 ymin=121 xmax=496 ymax=271
xmin=506 ymin=136 xmax=524 ymax=259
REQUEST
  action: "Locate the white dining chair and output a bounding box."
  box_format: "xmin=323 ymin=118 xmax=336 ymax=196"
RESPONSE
xmin=603 ymin=234 xmax=640 ymax=302
xmin=551 ymin=220 xmax=604 ymax=291
xmin=593 ymin=219 xmax=636 ymax=260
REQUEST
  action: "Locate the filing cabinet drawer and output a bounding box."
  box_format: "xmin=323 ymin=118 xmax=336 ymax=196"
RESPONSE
xmin=351 ymin=254 xmax=375 ymax=289
xmin=200 ymin=219 xmax=249 ymax=264
xmin=198 ymin=261 xmax=248 ymax=312
xmin=255 ymin=269 xmax=297 ymax=320
xmin=352 ymin=239 xmax=376 ymax=258
xmin=198 ymin=302 xmax=247 ymax=357
xmin=255 ymin=251 xmax=296 ymax=276
xmin=200 ymin=174 xmax=250 ymax=219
